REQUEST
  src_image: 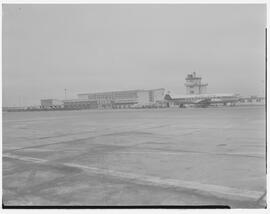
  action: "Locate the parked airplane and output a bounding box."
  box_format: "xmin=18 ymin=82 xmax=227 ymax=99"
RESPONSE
xmin=164 ymin=93 xmax=240 ymax=108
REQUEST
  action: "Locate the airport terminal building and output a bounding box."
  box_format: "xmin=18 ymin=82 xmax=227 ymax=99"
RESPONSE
xmin=40 ymin=88 xmax=165 ymax=110
xmin=77 ymin=88 xmax=165 ymax=109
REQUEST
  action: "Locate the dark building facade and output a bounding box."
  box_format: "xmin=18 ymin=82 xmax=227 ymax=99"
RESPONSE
xmin=63 ymin=99 xmax=98 ymax=110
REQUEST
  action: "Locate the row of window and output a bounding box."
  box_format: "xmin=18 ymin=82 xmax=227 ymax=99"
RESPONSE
xmin=87 ymin=92 xmax=138 ymax=99
xmin=88 ymin=95 xmax=137 ymax=100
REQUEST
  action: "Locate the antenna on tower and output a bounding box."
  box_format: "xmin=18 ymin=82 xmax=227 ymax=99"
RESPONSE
xmin=64 ymin=88 xmax=67 ymax=100
xmin=193 ymin=68 xmax=196 ymax=77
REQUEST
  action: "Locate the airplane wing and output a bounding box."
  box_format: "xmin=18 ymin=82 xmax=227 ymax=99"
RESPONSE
xmin=194 ymin=98 xmax=211 ymax=107
xmin=194 ymin=98 xmax=211 ymax=104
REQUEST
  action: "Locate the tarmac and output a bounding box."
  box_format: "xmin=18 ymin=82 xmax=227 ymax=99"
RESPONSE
xmin=2 ymin=106 xmax=266 ymax=208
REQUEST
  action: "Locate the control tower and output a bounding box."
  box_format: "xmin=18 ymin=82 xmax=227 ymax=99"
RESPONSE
xmin=185 ymin=72 xmax=208 ymax=95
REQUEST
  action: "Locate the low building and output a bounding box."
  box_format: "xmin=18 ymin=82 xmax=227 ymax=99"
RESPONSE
xmin=3 ymin=106 xmax=27 ymax=112
xmin=239 ymin=96 xmax=265 ymax=105
xmin=41 ymin=99 xmax=63 ymax=109
xmin=77 ymin=88 xmax=165 ymax=108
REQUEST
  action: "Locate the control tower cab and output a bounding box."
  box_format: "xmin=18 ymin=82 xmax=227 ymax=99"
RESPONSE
xmin=185 ymin=72 xmax=208 ymax=95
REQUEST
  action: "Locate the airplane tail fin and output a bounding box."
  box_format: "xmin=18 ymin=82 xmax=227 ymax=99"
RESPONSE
xmin=164 ymin=94 xmax=172 ymax=100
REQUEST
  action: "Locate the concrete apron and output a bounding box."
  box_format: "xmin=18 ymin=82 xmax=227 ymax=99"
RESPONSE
xmin=3 ymin=153 xmax=266 ymax=207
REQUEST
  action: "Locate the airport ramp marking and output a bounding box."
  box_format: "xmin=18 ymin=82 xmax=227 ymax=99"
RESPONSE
xmin=3 ymin=153 xmax=264 ymax=203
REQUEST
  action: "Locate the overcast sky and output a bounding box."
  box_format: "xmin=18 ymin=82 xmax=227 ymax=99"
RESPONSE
xmin=3 ymin=4 xmax=266 ymax=106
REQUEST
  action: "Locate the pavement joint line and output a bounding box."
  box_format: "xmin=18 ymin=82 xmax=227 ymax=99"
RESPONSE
xmin=113 ymin=151 xmax=264 ymax=159
xmin=4 ymin=138 xmax=264 ymax=159
xmin=3 ymin=153 xmax=265 ymax=203
xmin=4 ymin=128 xmax=155 ymax=152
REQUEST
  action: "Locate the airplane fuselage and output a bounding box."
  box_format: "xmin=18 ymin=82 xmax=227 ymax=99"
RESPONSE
xmin=165 ymin=93 xmax=240 ymax=107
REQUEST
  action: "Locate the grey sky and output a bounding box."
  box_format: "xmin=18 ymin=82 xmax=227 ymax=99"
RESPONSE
xmin=3 ymin=4 xmax=266 ymax=106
